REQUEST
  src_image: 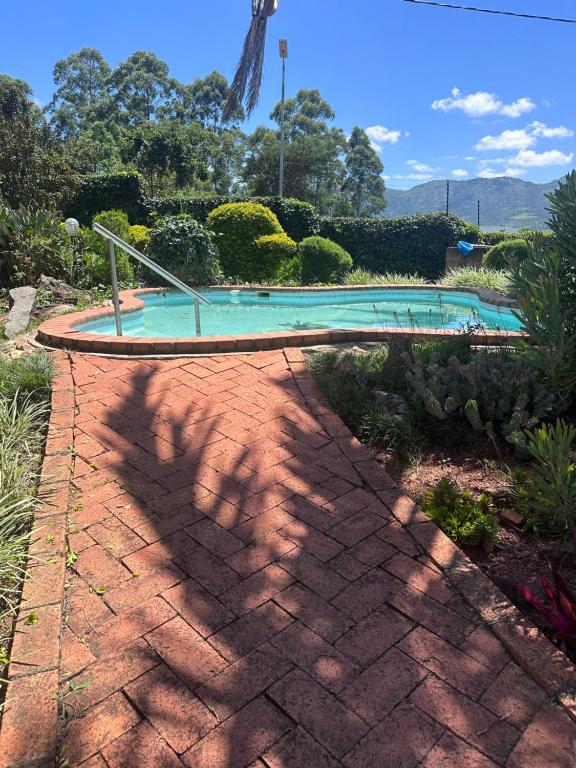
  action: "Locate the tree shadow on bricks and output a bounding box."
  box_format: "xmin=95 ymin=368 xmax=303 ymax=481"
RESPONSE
xmin=57 ymin=350 xmax=542 ymax=768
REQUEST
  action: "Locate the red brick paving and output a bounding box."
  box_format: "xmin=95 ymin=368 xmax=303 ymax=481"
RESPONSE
xmin=5 ymin=349 xmax=574 ymax=767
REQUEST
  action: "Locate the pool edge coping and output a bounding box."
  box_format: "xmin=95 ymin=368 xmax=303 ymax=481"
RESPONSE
xmin=37 ymin=285 xmax=524 ymax=355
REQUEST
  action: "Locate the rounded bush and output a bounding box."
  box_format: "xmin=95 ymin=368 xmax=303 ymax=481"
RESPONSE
xmin=206 ymin=202 xmax=283 ymax=280
xmin=252 ymin=233 xmax=297 ymax=281
xmin=147 ymin=215 xmax=222 ymax=286
xmin=484 ymin=239 xmax=529 ymax=270
xmin=299 ymin=236 xmax=353 ymax=284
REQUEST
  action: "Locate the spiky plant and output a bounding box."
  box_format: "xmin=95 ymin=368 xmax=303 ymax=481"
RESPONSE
xmin=223 ymin=0 xmax=279 ymax=121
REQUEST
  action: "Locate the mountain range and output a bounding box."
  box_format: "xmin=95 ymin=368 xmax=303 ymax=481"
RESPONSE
xmin=384 ymin=177 xmax=560 ymax=231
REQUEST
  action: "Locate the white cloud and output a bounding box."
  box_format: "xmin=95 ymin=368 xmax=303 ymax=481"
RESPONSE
xmin=478 ymin=167 xmax=525 ymax=179
xmin=452 ymin=169 xmax=469 ymax=178
xmin=406 ymin=159 xmax=437 ymax=173
xmin=366 ymin=125 xmax=403 ymax=151
xmin=512 ymin=149 xmax=574 ymax=167
xmin=392 ymin=173 xmax=434 ymax=181
xmin=432 ymin=88 xmax=535 ymax=118
xmin=529 ymin=121 xmax=574 ymax=139
xmin=476 ymin=129 xmax=534 ymax=152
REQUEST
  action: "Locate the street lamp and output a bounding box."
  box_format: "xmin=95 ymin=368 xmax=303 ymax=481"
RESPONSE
xmin=64 ymin=218 xmax=80 ymax=237
xmin=278 ymin=38 xmax=288 ymax=197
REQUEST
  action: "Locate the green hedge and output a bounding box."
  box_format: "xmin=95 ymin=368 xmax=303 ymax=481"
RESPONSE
xmin=64 ymin=171 xmax=149 ymax=225
xmin=319 ymin=213 xmax=480 ymax=280
xmin=149 ymin=195 xmax=320 ymax=242
xmin=484 ymin=239 xmax=529 ymax=269
xmin=300 ymin=237 xmax=353 ymax=284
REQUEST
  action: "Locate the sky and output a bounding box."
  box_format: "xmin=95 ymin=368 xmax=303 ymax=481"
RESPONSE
xmin=1 ymin=0 xmax=575 ymax=189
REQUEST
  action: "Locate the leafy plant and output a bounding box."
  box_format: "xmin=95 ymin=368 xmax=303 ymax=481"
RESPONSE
xmin=515 ymin=420 xmax=576 ymax=538
xmin=127 ymin=224 xmax=151 ymax=253
xmin=299 ymin=236 xmax=353 ymax=284
xmin=0 ymin=202 xmax=68 ymax=287
xmin=442 ymin=266 xmax=511 ymax=296
xmin=207 ymin=201 xmax=283 ymax=280
xmin=0 ymin=352 xmax=55 ymax=402
xmin=422 ymin=478 xmax=498 ymax=552
xmin=547 ymin=170 xmax=576 ymax=335
xmin=511 ymin=236 xmax=576 ymax=398
xmin=484 ymin=239 xmax=528 ymax=270
xmin=517 ymin=571 xmax=576 ymax=653
xmin=81 ymin=209 xmax=135 ymax=285
xmin=147 ymin=214 xmax=222 ymax=285
xmin=359 ymin=403 xmax=423 ymax=463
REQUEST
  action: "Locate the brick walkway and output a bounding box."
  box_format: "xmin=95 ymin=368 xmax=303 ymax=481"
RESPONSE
xmin=52 ymin=350 xmax=576 ymax=766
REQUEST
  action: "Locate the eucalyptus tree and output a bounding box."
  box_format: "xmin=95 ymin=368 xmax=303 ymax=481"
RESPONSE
xmin=343 ymin=127 xmax=387 ymax=216
xmin=47 ymin=48 xmax=113 ymax=139
xmin=109 ymin=51 xmax=178 ymax=125
xmin=171 ymin=72 xmax=244 ymax=129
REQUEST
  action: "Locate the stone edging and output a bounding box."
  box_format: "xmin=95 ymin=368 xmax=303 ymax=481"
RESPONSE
xmin=0 ymin=351 xmax=75 ymax=768
xmin=285 ymin=348 xmax=576 ymax=725
xmin=37 ymin=286 xmax=522 ymax=356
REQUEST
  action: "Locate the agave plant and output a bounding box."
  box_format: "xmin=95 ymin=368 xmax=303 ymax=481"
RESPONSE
xmin=518 ymin=571 xmax=576 ymax=653
xmin=223 ymin=0 xmax=280 ymax=120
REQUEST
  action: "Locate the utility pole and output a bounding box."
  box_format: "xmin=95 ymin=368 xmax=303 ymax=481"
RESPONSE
xmin=477 ymin=199 xmax=481 ymax=229
xmin=278 ymin=39 xmax=288 ymax=196
xmin=446 ymin=180 xmax=450 ymax=214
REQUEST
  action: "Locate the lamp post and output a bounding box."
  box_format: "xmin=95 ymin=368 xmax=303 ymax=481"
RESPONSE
xmin=278 ymin=38 xmax=288 ymax=197
xmin=63 ymin=218 xmax=81 ymax=287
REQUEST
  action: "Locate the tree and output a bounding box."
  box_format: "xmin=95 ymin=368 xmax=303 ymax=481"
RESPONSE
xmin=342 ymin=127 xmax=387 ymax=216
xmin=171 ymin=72 xmax=244 ymax=128
xmin=109 ymin=51 xmax=177 ymax=125
xmin=65 ymin=121 xmax=123 ymax=174
xmin=0 ymin=75 xmax=75 ymax=209
xmin=47 ymin=48 xmax=113 ymax=139
xmin=243 ymin=90 xmax=348 ymax=215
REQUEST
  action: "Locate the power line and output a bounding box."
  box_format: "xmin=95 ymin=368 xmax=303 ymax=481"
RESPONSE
xmin=402 ymin=0 xmax=576 ymax=24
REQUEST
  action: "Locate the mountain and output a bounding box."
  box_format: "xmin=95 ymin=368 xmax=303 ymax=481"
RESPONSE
xmin=384 ymin=177 xmax=561 ymax=231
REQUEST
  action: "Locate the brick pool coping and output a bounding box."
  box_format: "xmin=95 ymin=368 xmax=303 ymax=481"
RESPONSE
xmin=37 ymin=286 xmax=523 ymax=355
xmin=0 ymin=347 xmax=574 ymax=767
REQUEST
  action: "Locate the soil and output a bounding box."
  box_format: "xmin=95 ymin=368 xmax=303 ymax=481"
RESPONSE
xmin=375 ymin=440 xmax=576 ymax=652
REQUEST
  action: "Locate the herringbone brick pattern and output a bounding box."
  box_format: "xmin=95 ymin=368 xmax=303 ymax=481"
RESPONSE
xmin=57 ymin=350 xmax=575 ymax=767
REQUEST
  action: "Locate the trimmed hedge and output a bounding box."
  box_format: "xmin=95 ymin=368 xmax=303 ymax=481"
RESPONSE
xmin=484 ymin=239 xmax=529 ymax=269
xmin=207 ymin=202 xmax=283 ymax=280
xmin=299 ymin=236 xmax=353 ymax=284
xmin=64 ymin=171 xmax=149 ymax=225
xmin=319 ymin=213 xmax=480 ymax=280
xmin=150 ymin=195 xmax=320 ymax=242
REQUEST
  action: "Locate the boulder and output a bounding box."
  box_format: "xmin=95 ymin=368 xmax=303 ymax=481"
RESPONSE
xmin=39 ymin=275 xmax=76 ymax=301
xmin=6 ymin=286 xmax=37 ymax=338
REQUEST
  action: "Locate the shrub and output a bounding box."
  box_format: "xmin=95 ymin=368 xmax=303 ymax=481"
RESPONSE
xmin=0 ymin=352 xmax=54 ymax=402
xmin=442 ymin=266 xmax=511 ymax=296
xmin=0 ymin=203 xmax=67 ymax=287
xmin=128 ymin=224 xmax=151 ymax=253
xmin=480 ymin=230 xmax=518 ymax=247
xmin=484 ymin=239 xmax=528 ymax=269
xmin=319 ymin=213 xmax=479 ymax=280
xmin=548 ymin=171 xmax=576 ymax=334
xmin=518 ymin=571 xmax=576 ymax=654
xmin=64 ymin=171 xmax=149 ymax=225
xmin=299 ymin=236 xmax=353 ymax=284
xmin=150 ymin=195 xmax=319 ymax=241
xmin=81 ymin=209 xmax=135 ymax=285
xmin=276 ymin=256 xmax=302 ymax=286
xmin=251 ymin=233 xmax=297 ymax=281
xmin=147 ymin=215 xmax=222 ymax=286
xmin=206 ymin=202 xmax=283 ymax=280
xmin=344 ymin=268 xmax=428 ymax=286
xmin=422 ymin=478 xmax=498 ymax=552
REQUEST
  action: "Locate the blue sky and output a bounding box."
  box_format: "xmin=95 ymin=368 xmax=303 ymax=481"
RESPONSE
xmin=1 ymin=0 xmax=574 ymax=189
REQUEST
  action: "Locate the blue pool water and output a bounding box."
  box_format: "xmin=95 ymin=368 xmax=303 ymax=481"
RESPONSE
xmin=76 ymin=288 xmax=522 ymax=337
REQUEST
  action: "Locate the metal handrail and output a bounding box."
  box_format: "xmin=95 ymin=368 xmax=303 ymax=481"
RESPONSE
xmin=92 ymin=222 xmax=211 ymax=337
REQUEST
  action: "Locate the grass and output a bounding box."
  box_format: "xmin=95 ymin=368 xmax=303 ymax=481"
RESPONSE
xmin=343 ymin=268 xmax=429 ymax=286
xmin=0 ymin=353 xmax=53 ymax=704
xmin=441 ymin=266 xmax=512 ymax=296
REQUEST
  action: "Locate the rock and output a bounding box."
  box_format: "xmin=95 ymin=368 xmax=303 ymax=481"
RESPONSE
xmin=335 ymin=356 xmax=367 ymax=390
xmin=5 ymin=287 xmax=36 ymax=338
xmin=36 ymin=304 xmax=76 ymax=320
xmin=499 ymin=507 xmax=523 ymax=526
xmin=39 ymin=275 xmax=76 ymax=302
xmin=372 ymin=390 xmax=408 ymax=416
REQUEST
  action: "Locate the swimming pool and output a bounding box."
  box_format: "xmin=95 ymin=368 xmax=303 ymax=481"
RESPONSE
xmin=76 ymin=287 xmax=522 ymax=337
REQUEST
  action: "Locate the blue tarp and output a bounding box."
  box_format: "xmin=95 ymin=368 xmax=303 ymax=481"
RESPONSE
xmin=457 ymin=240 xmax=474 ymax=257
